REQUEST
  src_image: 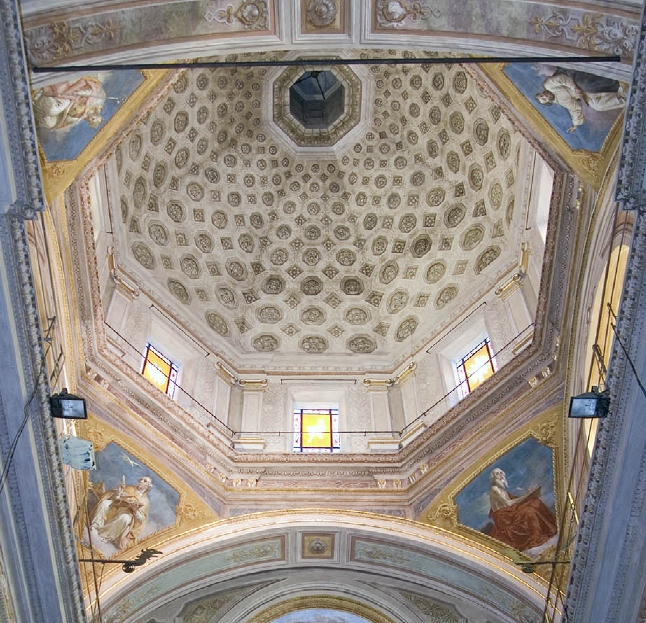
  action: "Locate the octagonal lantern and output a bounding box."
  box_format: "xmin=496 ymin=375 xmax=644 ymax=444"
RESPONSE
xmin=289 ymin=71 xmax=345 ymax=129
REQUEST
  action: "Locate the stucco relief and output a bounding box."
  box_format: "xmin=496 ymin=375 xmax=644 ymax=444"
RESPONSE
xmin=484 ymin=297 xmax=516 ymax=367
xmin=306 ymin=0 xmax=338 ymax=28
xmin=204 ymin=0 xmax=269 ymax=30
xmin=376 ymin=0 xmax=441 ymax=28
xmin=529 ymin=11 xmax=637 ymax=60
xmin=53 ymin=49 xmax=534 ymax=375
xmin=25 ymin=19 xmax=120 ymax=64
xmin=399 ymin=591 xmax=460 ymax=623
xmin=260 ymin=384 xmax=287 ymax=452
xmin=346 ymin=385 xmax=371 ymax=451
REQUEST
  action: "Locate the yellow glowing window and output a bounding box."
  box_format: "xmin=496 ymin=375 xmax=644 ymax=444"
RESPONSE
xmin=142 ymin=344 xmax=178 ymax=398
xmin=293 ymin=407 xmax=340 ymax=452
xmin=456 ymin=338 xmax=496 ymax=396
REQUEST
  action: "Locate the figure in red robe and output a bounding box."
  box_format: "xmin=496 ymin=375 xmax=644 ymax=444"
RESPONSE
xmin=488 ymin=468 xmax=557 ymax=552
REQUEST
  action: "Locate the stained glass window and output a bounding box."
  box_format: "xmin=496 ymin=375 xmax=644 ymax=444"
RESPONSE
xmin=142 ymin=343 xmax=178 ymax=398
xmin=293 ymin=406 xmax=340 ymax=452
xmin=456 ymin=337 xmax=496 ymax=398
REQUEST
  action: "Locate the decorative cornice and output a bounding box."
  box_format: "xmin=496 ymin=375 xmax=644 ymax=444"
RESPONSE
xmin=616 ymin=2 xmax=646 ymax=209
xmin=495 ymin=241 xmax=530 ymax=299
xmin=0 ymin=0 xmax=45 ymax=214
xmin=565 ymin=196 xmax=646 ymax=617
xmin=0 ymin=1 xmax=84 ymax=619
xmin=363 ymin=361 xmax=416 ymax=388
xmin=7 ymin=201 xmax=38 ymax=220
xmin=5 ymin=214 xmax=86 ymax=621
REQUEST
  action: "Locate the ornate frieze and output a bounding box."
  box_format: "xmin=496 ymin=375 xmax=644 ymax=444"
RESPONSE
xmin=529 ymin=11 xmax=638 ymax=60
xmin=204 ymin=0 xmax=269 ymax=30
xmin=306 ymin=0 xmax=338 ymax=28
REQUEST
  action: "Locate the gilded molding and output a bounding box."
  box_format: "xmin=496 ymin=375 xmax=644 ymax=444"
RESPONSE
xmin=107 ymin=246 xmax=139 ymax=300
xmin=479 ymin=63 xmax=623 ymax=190
xmin=363 ymin=378 xmax=393 ymax=388
xmin=420 ymin=405 xmax=564 ymax=553
xmin=495 ymin=242 xmax=529 ymax=298
xmin=249 ymin=594 xmax=396 ymax=623
xmin=364 ymin=361 xmax=416 ymax=388
xmin=239 ymin=379 xmax=269 ymax=389
xmin=40 ymin=70 xmax=170 ymax=202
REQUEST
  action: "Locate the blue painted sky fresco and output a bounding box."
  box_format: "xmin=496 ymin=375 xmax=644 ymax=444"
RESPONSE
xmin=36 ymin=70 xmax=143 ymax=162
xmin=504 ymin=63 xmax=623 ymax=153
xmin=269 ymin=609 xmax=373 ymax=623
xmin=456 ymin=437 xmax=555 ymax=532
xmin=89 ymin=441 xmax=179 ymax=538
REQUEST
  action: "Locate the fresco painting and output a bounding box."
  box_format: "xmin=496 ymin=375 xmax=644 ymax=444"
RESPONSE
xmin=456 ymin=437 xmax=557 ymax=557
xmin=504 ymin=63 xmax=626 ymax=153
xmin=83 ymin=442 xmax=179 ymax=556
xmin=33 ymin=70 xmax=144 ymax=162
xmin=269 ymin=610 xmax=373 ymax=623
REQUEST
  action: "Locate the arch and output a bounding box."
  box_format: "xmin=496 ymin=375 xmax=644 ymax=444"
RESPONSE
xmin=97 ymin=511 xmax=548 ymax=623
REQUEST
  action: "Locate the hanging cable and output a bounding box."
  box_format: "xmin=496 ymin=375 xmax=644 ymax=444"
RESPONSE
xmin=0 ymin=359 xmax=47 ymax=497
xmin=31 ymin=53 xmax=621 ymax=74
xmin=104 ymin=322 xmax=234 ymax=435
xmin=607 ymin=305 xmax=646 ymax=401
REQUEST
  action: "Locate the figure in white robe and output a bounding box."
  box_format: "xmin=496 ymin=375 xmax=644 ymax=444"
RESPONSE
xmin=33 ymin=76 xmax=105 ymax=130
xmin=90 ymin=476 xmax=152 ymax=550
xmin=535 ymin=68 xmax=626 ymax=133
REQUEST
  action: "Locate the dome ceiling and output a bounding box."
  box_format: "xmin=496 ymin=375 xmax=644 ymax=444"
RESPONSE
xmin=113 ymin=51 xmax=529 ymax=371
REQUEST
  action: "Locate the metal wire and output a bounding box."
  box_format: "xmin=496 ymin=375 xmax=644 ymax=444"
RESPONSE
xmin=31 ymin=54 xmax=621 ymax=73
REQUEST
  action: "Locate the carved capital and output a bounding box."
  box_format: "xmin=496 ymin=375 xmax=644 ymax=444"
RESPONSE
xmin=7 ymin=202 xmax=38 ymax=220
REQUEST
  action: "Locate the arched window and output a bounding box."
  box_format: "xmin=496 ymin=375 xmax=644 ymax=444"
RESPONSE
xmin=455 ymin=337 xmax=497 ymax=399
xmin=583 ymin=243 xmax=630 ymax=454
xmin=142 ymin=343 xmax=178 ymax=398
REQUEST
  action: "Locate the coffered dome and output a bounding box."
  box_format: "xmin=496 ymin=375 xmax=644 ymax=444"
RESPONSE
xmin=113 ymin=50 xmax=534 ymax=371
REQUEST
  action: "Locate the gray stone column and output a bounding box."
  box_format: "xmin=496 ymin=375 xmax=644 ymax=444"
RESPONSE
xmin=0 ymin=0 xmax=85 ymax=620
xmin=565 ymin=4 xmax=646 ymax=622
